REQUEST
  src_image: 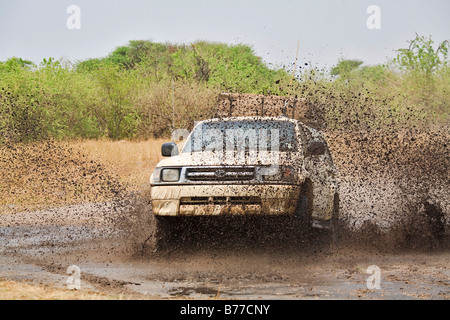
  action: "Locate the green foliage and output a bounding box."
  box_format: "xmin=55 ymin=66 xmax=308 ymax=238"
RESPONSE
xmin=394 ymin=34 xmax=448 ymax=75
xmin=1 ymin=40 xmax=293 ymax=142
xmin=391 ymin=34 xmax=450 ymax=122
xmin=0 ymin=57 xmax=34 ymax=72
xmin=331 ymin=59 xmax=364 ymax=76
xmin=94 ymin=65 xmax=140 ymax=140
xmin=0 ymin=36 xmax=448 ymax=143
xmin=77 ymin=40 xmax=292 ymax=94
xmin=76 ymin=57 xmax=111 ymax=72
xmin=293 ymin=34 xmax=449 ymax=131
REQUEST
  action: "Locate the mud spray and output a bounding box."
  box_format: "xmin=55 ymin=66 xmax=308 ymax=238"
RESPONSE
xmin=108 ymin=127 xmax=449 ymax=258
xmin=1 ymin=126 xmax=448 ymax=257
xmin=0 ymin=118 xmax=449 ymax=300
xmin=330 ymin=127 xmax=449 ymax=250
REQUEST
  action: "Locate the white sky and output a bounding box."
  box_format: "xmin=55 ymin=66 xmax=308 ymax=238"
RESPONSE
xmin=0 ymin=0 xmax=448 ymax=72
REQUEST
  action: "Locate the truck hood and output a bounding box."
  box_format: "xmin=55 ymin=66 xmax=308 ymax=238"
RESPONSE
xmin=156 ymin=151 xmax=296 ymax=168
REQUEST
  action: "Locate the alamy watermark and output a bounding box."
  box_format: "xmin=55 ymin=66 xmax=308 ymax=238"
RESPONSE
xmin=66 ymin=5 xmax=81 ymax=30
xmin=366 ymin=265 xmax=381 ymax=289
xmin=66 ymin=265 xmax=81 ymax=290
xmin=171 ymin=124 xmax=281 ymax=176
xmin=366 ymin=5 xmax=381 ymax=30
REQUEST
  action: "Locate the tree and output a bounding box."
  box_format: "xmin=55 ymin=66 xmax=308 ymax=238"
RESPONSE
xmin=331 ymin=59 xmax=363 ymax=76
xmin=95 ymin=65 xmax=139 ymax=140
xmin=0 ymin=57 xmax=34 ymax=72
xmin=394 ymin=34 xmax=449 ymax=75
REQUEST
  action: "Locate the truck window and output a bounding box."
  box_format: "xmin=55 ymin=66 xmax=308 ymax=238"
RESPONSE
xmin=183 ymin=120 xmax=297 ymax=153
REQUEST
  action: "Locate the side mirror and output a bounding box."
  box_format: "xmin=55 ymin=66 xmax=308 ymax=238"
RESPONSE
xmin=161 ymin=142 xmax=179 ymax=157
xmin=306 ymin=141 xmax=326 ymax=157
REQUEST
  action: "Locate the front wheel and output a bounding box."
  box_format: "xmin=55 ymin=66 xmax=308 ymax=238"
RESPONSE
xmin=292 ymin=194 xmax=313 ymax=243
xmin=153 ymin=216 xmax=178 ymax=251
xmin=316 ymin=194 xmax=340 ymax=249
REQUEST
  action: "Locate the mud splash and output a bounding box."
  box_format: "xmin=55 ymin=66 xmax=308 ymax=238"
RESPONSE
xmin=0 ymin=123 xmax=449 ymax=301
xmin=328 ymin=127 xmax=449 ymax=250
xmin=0 ymin=140 xmax=123 ymax=214
xmin=108 ymin=127 xmax=449 ymax=255
xmin=0 ymin=126 xmax=448 ymax=256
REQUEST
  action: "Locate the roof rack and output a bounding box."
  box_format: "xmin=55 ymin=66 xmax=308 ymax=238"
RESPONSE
xmin=214 ymin=93 xmax=314 ymax=120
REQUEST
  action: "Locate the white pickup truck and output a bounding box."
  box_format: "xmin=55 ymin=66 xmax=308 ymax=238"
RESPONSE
xmin=150 ymin=95 xmax=339 ymax=249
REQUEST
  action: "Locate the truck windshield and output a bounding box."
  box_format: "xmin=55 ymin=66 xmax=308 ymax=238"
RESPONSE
xmin=183 ymin=120 xmax=297 ymax=153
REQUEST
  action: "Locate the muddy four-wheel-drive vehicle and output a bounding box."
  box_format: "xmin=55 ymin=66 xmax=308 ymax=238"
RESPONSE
xmin=150 ymin=93 xmax=339 ymax=249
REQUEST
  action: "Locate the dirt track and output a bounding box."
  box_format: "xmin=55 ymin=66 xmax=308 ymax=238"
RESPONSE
xmin=0 ymin=199 xmax=448 ymax=300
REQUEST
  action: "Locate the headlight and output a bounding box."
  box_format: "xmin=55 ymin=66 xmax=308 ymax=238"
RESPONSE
xmin=262 ymin=166 xmax=297 ymax=182
xmin=161 ymin=168 xmax=180 ymax=182
xmin=150 ymin=168 xmax=162 ymax=184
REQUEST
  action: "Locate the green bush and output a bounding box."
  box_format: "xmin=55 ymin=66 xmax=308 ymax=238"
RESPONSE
xmin=0 ymin=36 xmax=448 ymax=143
xmin=289 ymin=35 xmax=449 ymax=131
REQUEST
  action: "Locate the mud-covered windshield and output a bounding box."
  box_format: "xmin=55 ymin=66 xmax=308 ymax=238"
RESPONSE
xmin=183 ymin=120 xmax=297 ymax=153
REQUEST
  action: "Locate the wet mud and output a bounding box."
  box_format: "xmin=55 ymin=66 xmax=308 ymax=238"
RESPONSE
xmin=0 ymin=127 xmax=449 ymax=299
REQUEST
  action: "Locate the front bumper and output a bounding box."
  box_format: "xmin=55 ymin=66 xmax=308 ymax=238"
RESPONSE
xmin=151 ymin=184 xmax=301 ymax=216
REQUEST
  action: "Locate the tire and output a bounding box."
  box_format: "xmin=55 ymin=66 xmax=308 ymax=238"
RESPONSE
xmin=153 ymin=216 xmax=177 ymax=251
xmin=317 ymin=194 xmax=340 ymax=250
xmin=293 ymin=194 xmax=313 ymax=244
xmin=331 ymin=194 xmax=340 ymax=244
xmin=297 ymin=192 xmax=339 ymax=252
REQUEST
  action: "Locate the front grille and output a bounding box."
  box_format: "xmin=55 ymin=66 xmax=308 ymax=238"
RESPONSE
xmin=180 ymin=196 xmax=261 ymax=205
xmin=185 ymin=167 xmax=255 ymax=182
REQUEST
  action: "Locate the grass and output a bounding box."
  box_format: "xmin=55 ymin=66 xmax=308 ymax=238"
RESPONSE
xmin=0 ymin=138 xmax=174 ymax=214
xmin=71 ymin=138 xmax=168 ymax=191
xmin=0 ymin=139 xmax=173 ymax=300
xmin=0 ymin=279 xmax=127 ymax=300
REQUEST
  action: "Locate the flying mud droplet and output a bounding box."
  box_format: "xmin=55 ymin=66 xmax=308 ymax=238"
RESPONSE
xmin=0 ymin=95 xmax=448 ymax=264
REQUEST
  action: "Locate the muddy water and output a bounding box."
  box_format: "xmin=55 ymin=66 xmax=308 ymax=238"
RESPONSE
xmin=0 ymin=128 xmax=449 ymax=299
xmin=0 ymin=200 xmax=448 ymax=300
